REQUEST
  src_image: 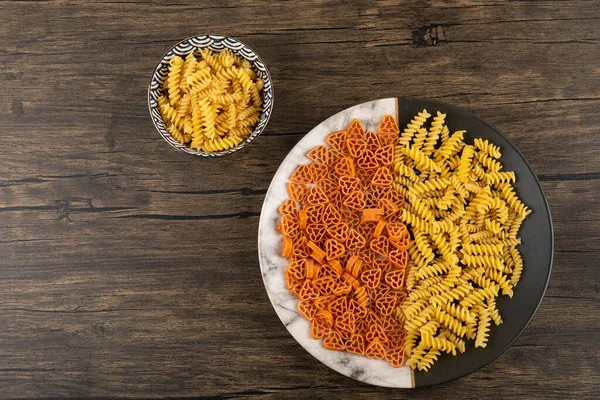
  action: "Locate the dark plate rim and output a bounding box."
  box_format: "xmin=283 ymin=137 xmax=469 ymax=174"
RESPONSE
xmin=398 ymin=97 xmax=554 ymax=387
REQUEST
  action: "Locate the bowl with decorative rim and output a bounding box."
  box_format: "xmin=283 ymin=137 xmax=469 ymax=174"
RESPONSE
xmin=148 ymin=34 xmax=274 ymax=157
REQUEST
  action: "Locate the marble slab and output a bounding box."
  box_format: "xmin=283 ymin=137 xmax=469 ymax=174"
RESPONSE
xmin=257 ymin=98 xmax=414 ymax=388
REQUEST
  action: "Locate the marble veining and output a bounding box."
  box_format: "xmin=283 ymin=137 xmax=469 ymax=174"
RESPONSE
xmin=257 ymin=98 xmax=413 ymax=388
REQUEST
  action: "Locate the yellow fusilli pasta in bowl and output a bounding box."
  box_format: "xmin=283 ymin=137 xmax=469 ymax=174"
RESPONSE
xmin=148 ymin=35 xmax=273 ymax=157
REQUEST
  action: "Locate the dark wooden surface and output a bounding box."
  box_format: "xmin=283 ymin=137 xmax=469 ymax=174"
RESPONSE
xmin=1 ymin=0 xmax=599 ymax=398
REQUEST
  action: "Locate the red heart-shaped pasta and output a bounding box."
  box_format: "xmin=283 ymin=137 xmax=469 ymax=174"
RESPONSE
xmin=326 ymin=129 xmax=347 ymax=150
xmin=306 ymin=145 xmax=331 ymax=165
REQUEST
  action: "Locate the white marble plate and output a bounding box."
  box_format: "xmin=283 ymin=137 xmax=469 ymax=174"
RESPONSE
xmin=257 ymin=98 xmax=414 ymax=388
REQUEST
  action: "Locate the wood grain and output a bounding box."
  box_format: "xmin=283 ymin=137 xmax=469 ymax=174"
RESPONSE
xmin=0 ymin=0 xmax=598 ymax=398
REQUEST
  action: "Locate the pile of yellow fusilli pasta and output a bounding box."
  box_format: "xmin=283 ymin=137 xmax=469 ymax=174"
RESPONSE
xmin=392 ymin=109 xmax=531 ymax=371
xmin=158 ymin=49 xmax=263 ymax=152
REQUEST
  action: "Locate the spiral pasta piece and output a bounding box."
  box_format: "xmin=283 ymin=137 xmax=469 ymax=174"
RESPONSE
xmin=399 ymin=109 xmax=431 ymax=147
xmin=475 ymin=306 xmax=491 ymax=348
xmin=166 ymin=123 xmax=185 ymax=144
xmin=485 ymin=171 xmax=516 ymax=185
xmin=167 ymin=56 xmax=183 ymax=106
xmin=434 ymin=130 xmax=466 ymax=162
xmin=455 ymin=145 xmax=475 ymax=183
xmin=180 ymin=52 xmax=198 ymax=92
xmin=402 ymin=146 xmax=442 ymax=173
xmin=422 ymin=112 xmax=445 ymax=156
xmin=474 ymin=138 xmax=501 ymax=159
xmin=201 ymin=135 xmax=243 ymax=152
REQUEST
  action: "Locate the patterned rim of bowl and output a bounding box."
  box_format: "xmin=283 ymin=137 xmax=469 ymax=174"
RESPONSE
xmin=148 ymin=35 xmax=274 ymax=157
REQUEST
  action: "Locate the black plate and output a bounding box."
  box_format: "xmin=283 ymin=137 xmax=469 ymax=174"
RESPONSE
xmin=395 ymin=98 xmax=554 ymax=387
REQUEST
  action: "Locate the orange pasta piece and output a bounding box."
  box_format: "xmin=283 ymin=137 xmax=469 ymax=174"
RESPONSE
xmin=304 ymin=204 xmax=325 ymax=224
xmin=342 ymin=272 xmax=359 ymax=289
xmin=290 ymin=164 xmax=312 ymax=183
xmin=387 ymin=189 xmax=405 ymax=208
xmin=278 ymin=199 xmax=298 ymax=216
xmin=360 ymin=208 xmax=385 ymax=223
xmin=332 ymin=278 xmax=352 ymax=296
xmin=346 ymin=138 xmax=367 ymax=157
xmin=316 ymin=309 xmax=335 ymax=327
xmin=305 ymin=258 xmax=315 ymax=279
xmin=369 ymin=236 xmax=389 ymax=257
xmin=328 ymin=296 xmax=348 ymax=316
xmin=309 ymin=162 xmax=328 ymax=183
xmin=282 ymin=236 xmax=294 ymax=258
xmin=343 ymin=191 xmax=365 ymax=212
xmin=351 ymin=258 xmax=362 ymax=279
xmin=319 ymin=178 xmax=339 ymax=197
xmin=373 ymin=219 xmax=387 ymax=238
xmin=280 ymin=214 xmax=299 ymax=238
xmin=336 ymin=310 xmax=355 ymax=334
xmin=357 ymin=169 xmax=376 ymax=190
xmin=298 ymin=208 xmax=308 ymax=230
xmin=298 ymin=279 xmax=319 ymax=301
xmin=313 ymin=295 xmax=334 ymax=310
xmin=298 ymin=300 xmax=317 ymax=321
xmin=389 ymin=249 xmax=408 ymax=269
xmin=306 ymin=145 xmax=331 ymax=165
xmin=362 ymin=192 xmax=378 ymax=209
xmin=328 ymin=259 xmax=344 ymax=275
xmin=375 ymin=295 xmax=397 ymax=316
xmin=292 ymin=236 xmax=310 ymax=258
xmin=334 ymin=156 xmax=356 ymax=177
xmin=390 ymin=234 xmax=411 ymax=251
xmin=345 ymin=228 xmax=366 ymax=253
xmin=287 ymin=181 xmax=308 ymax=202
xmin=341 ymin=208 xmax=361 ymax=226
xmin=311 ymin=316 xmax=331 ymax=339
xmin=325 ymin=239 xmax=345 ymax=260
xmin=346 ymin=334 xmax=366 ymax=355
xmin=355 ymin=149 xmax=379 ymax=170
xmin=373 ymin=258 xmax=392 ymax=272
xmin=384 ymin=269 xmax=406 ymax=290
xmin=378 ymin=115 xmax=399 ymax=135
xmin=385 ymin=346 xmax=405 ymax=368
xmin=374 ymin=145 xmax=394 ymax=166
xmin=323 ymin=330 xmax=346 ymax=351
xmin=366 ymin=323 xmax=389 ymax=345
xmin=325 ymin=129 xmax=347 ymax=150
xmin=288 ymin=259 xmax=306 ymax=280
xmin=306 ymin=223 xmax=327 ymax=243
xmin=346 ymin=119 xmax=365 ymax=141
xmin=361 ymin=267 xmax=382 ymax=289
xmin=364 ymin=131 xmax=381 ymax=151
xmin=320 ymin=263 xmax=340 ymax=279
xmin=379 ymin=198 xmax=400 ymax=219
xmin=305 ymin=186 xmax=329 ymax=205
xmin=327 ymin=222 xmax=349 ymax=243
xmin=378 ymin=131 xmax=399 ymax=147
xmin=321 ymin=203 xmax=342 ymax=225
xmin=285 ymin=269 xmax=302 ymax=291
xmin=386 ymin=222 xmax=408 ymax=242
xmin=371 ymin=166 xmax=394 ymax=187
xmin=365 ymin=338 xmax=387 ymax=359
xmin=338 ymin=175 xmax=360 ymax=196
xmin=307 ymin=241 xmax=326 ymax=263
xmin=345 ymin=255 xmax=360 ymax=273
xmin=313 ymin=276 xmax=335 ymax=295
xmin=357 ymin=221 xmax=377 ymax=241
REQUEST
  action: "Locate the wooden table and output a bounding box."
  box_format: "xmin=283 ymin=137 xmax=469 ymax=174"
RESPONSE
xmin=1 ymin=0 xmax=598 ymax=398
